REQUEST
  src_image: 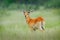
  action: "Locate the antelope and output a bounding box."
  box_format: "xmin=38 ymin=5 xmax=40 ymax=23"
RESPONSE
xmin=23 ymin=11 xmax=45 ymax=31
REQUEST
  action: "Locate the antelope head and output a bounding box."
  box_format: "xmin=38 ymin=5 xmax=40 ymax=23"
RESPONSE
xmin=23 ymin=11 xmax=30 ymax=18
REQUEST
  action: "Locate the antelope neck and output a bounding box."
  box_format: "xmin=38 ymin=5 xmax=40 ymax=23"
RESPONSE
xmin=25 ymin=15 xmax=31 ymax=23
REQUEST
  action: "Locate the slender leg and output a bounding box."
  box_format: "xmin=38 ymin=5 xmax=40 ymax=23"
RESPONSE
xmin=39 ymin=21 xmax=45 ymax=31
xmin=30 ymin=25 xmax=36 ymax=31
xmin=29 ymin=25 xmax=34 ymax=31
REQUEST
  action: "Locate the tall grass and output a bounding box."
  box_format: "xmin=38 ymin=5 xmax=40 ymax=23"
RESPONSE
xmin=0 ymin=8 xmax=60 ymax=40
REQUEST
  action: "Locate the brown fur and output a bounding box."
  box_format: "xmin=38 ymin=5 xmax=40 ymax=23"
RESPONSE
xmin=23 ymin=11 xmax=45 ymax=31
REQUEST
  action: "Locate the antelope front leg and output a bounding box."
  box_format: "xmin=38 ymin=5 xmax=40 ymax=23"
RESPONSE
xmin=29 ymin=26 xmax=36 ymax=31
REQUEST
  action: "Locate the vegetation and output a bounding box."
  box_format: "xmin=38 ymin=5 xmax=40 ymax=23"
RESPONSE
xmin=0 ymin=0 xmax=60 ymax=40
xmin=0 ymin=0 xmax=60 ymax=10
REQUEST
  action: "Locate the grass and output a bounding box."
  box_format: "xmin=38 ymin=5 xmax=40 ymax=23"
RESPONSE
xmin=0 ymin=9 xmax=60 ymax=40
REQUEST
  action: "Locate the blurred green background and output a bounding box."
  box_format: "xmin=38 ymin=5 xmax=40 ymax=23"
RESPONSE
xmin=0 ymin=0 xmax=60 ymax=40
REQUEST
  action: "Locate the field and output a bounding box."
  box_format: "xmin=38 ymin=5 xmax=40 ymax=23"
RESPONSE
xmin=0 ymin=9 xmax=60 ymax=40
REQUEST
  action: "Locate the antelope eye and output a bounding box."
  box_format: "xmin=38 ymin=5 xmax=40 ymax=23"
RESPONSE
xmin=28 ymin=12 xmax=30 ymax=13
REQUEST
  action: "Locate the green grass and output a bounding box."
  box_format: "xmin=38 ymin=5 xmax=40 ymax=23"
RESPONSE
xmin=0 ymin=9 xmax=60 ymax=40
